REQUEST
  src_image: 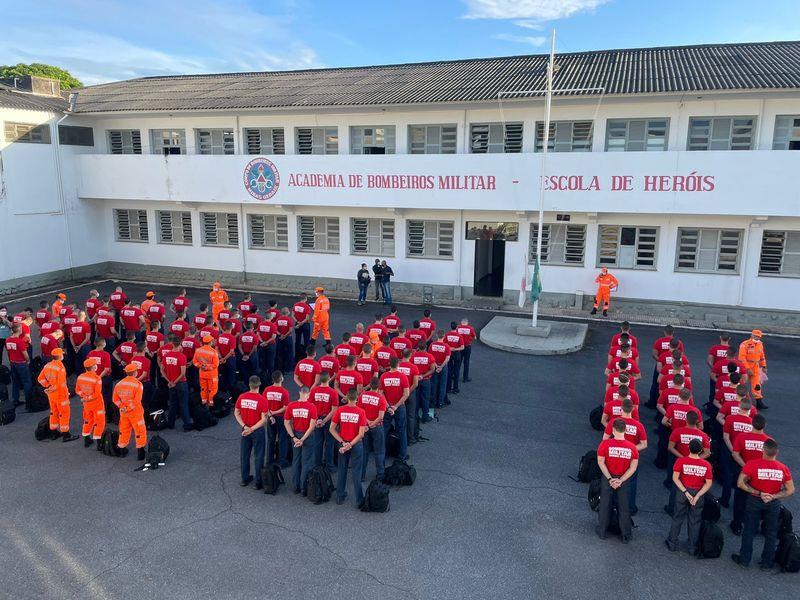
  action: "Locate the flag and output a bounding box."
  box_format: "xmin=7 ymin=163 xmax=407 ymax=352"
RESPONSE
xmin=518 ymin=257 xmax=529 ymax=307
xmin=530 ymin=258 xmax=543 ymax=303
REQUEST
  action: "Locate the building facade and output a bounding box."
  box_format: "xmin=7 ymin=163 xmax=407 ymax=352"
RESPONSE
xmin=2 ymin=42 xmax=800 ymax=317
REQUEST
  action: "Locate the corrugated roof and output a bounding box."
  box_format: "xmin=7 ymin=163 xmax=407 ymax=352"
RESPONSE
xmin=72 ymin=41 xmax=800 ymax=113
xmin=0 ymin=83 xmax=69 ymax=112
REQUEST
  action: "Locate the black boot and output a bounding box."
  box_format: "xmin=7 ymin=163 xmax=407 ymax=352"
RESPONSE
xmin=118 ymin=447 xmax=129 ymax=457
xmin=756 ymin=399 xmax=768 ymax=410
xmin=137 ymin=448 xmax=146 ymax=461
xmin=590 ymin=307 xmax=597 ymax=315
xmin=84 ymin=436 xmax=93 ymax=448
xmin=602 ymin=309 xmax=608 ymax=317
xmin=62 ymin=432 xmax=79 ymax=443
xmin=50 ymin=429 xmax=61 ymax=440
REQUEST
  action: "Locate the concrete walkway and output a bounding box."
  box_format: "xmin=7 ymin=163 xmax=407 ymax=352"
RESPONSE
xmin=479 ymin=317 xmax=588 ymax=355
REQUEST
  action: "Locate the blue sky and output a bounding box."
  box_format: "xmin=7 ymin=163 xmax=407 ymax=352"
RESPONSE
xmin=1 ymin=0 xmax=798 ymax=85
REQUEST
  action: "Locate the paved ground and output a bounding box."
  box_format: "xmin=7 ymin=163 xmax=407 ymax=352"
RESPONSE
xmin=1 ymin=280 xmax=798 ymax=600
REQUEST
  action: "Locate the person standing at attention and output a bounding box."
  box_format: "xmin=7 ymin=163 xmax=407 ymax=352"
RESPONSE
xmin=357 ymin=263 xmax=371 ymax=306
xmin=372 ymin=259 xmax=384 ymax=302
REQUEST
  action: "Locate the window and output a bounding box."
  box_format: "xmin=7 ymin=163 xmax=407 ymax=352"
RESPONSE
xmin=3 ymin=122 xmax=50 ymax=144
xmin=408 ymin=125 xmax=457 ymax=154
xmin=350 ymin=126 xmax=396 ymax=154
xmin=687 ymin=117 xmax=755 ymax=151
xmin=298 ymin=216 xmax=340 ymax=253
xmin=605 ymin=119 xmax=668 ymax=151
xmin=150 ymin=129 xmax=186 ymax=155
xmin=676 ymin=228 xmax=742 ymax=273
xmin=535 ymin=121 xmax=593 ymax=152
xmin=529 ymin=224 xmax=586 ymax=265
xmin=407 ymin=220 xmax=454 ymax=259
xmin=114 ymin=209 xmax=148 ymax=242
xmin=469 ymin=122 xmax=523 ymax=153
xmin=244 ymin=128 xmax=285 ymax=154
xmin=201 ymin=212 xmax=238 ymax=247
xmin=108 ymin=129 xmax=142 ymax=154
xmin=759 ymin=231 xmax=800 ymax=277
xmin=773 ymin=116 xmax=800 ymax=150
xmin=296 ymin=127 xmax=338 ymax=154
xmin=157 ymin=210 xmax=192 ymax=245
xmin=248 ymin=214 xmax=288 ymax=250
xmin=598 ymin=225 xmax=658 ymax=269
xmin=58 ymin=125 xmax=94 ymax=146
xmin=196 ymin=129 xmax=234 ymax=155
xmin=351 ymin=218 xmax=395 ymax=255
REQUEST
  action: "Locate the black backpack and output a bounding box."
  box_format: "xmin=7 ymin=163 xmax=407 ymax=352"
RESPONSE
xmin=777 ymin=533 xmax=800 ymax=573
xmin=697 ymin=521 xmax=724 ymax=558
xmin=306 ymin=465 xmax=334 ymax=504
xmin=361 ymin=479 xmax=390 ymax=513
xmin=100 ymin=428 xmax=122 ymax=457
xmin=30 ymin=356 xmax=44 ymax=378
xmin=190 ymin=403 xmax=218 ymax=431
xmin=779 ymin=506 xmax=794 ymax=538
xmin=383 ymin=459 xmax=417 ymax=486
xmin=0 ymin=365 xmax=11 ymax=385
xmin=261 ymin=464 xmax=285 ymax=495
xmin=0 ymin=384 xmax=15 ymax=426
xmin=143 ymin=435 xmax=170 ymax=469
xmin=211 ymin=392 xmax=232 ymax=419
xmin=589 ymin=405 xmax=604 ymax=431
xmin=386 ymin=430 xmax=401 ymax=459
xmin=588 ymin=478 xmax=601 ymax=511
xmin=577 ymin=450 xmax=601 ymax=483
xmin=34 ymin=417 xmax=54 ymax=441
xmin=701 ymin=494 xmax=721 ymax=524
xmin=146 ymin=409 xmax=168 ymax=431
xmin=27 ymin=385 xmax=49 ymax=413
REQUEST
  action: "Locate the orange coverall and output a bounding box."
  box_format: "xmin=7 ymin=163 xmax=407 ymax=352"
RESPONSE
xmin=37 ymin=360 xmax=70 ymax=432
xmin=141 ymin=299 xmax=156 ymax=328
xmin=311 ymin=294 xmax=331 ymax=342
xmin=193 ymin=344 xmax=220 ymax=406
xmin=51 ymin=300 xmax=64 ymax=319
xmin=209 ymin=288 xmax=228 ymax=325
xmin=594 ymin=272 xmax=619 ymax=311
xmin=738 ymin=339 xmax=767 ymax=399
xmin=113 ymin=376 xmax=147 ymax=449
xmin=76 ymin=371 xmax=106 ymax=439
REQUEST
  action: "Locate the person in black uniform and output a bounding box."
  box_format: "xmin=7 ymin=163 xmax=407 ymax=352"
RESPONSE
xmin=372 ymin=259 xmax=384 ymax=302
xmin=357 ymin=263 xmax=371 ymax=306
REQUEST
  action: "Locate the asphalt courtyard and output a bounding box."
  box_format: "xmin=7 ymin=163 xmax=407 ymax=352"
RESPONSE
xmin=1 ymin=281 xmax=798 ymax=600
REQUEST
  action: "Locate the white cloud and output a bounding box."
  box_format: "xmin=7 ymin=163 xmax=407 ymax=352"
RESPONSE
xmin=493 ymin=33 xmax=547 ymax=47
xmin=463 ymin=0 xmax=610 ymax=21
xmin=514 ymin=19 xmax=545 ymax=30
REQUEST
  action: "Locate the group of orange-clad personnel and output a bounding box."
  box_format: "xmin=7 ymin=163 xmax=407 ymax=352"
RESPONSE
xmin=594 ymin=321 xmax=794 ymax=570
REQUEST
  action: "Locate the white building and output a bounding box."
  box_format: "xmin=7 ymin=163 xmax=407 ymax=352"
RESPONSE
xmin=2 ymin=41 xmax=800 ymax=321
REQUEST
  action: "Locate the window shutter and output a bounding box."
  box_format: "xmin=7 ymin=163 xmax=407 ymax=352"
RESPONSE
xmin=352 ymin=218 xmax=369 ymax=253
xmin=598 ymin=226 xmax=619 ymax=265
xmin=159 ymin=211 xmax=175 ymax=243
xmin=438 ymin=222 xmax=454 ymax=256
xmin=202 ymin=213 xmax=218 ymax=246
xmin=565 ymin=225 xmax=586 ymax=263
xmin=717 ymin=230 xmax=741 ymax=270
xmin=529 ymin=224 xmax=551 ymax=262
xmin=225 ymin=213 xmax=238 ymax=246
xmin=115 ymin=209 xmax=131 ymax=241
xmin=407 ymin=220 xmax=425 ymax=255
xmin=245 ymin=128 xmax=285 ymax=154
xmin=249 ymin=214 xmax=265 ymax=247
xmin=299 ymin=216 xmax=316 ymax=249
xmin=635 ymin=228 xmax=657 ymax=267
xmin=504 ymin=123 xmax=523 ymax=153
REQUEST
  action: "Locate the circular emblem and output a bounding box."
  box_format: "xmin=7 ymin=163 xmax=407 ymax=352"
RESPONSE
xmin=244 ymin=157 xmax=280 ymax=201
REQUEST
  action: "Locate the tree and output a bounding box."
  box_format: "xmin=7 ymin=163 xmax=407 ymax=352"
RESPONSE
xmin=0 ymin=63 xmax=83 ymax=89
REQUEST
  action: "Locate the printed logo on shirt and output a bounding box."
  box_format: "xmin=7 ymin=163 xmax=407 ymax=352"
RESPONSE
xmin=679 ymin=433 xmax=703 ymax=445
xmin=431 ymin=343 xmax=445 ymax=353
xmin=266 ymin=391 xmax=283 ymax=402
xmin=356 ymin=364 xmax=372 ymax=372
xmin=744 ymin=440 xmax=765 ymax=452
xmin=299 ymin=363 xmax=313 ymax=372
xmin=683 ymin=464 xmax=708 ymax=477
xmin=757 ymin=468 xmax=785 ymax=482
xmin=383 ymin=377 xmax=401 ymax=386
xmin=313 ymin=392 xmax=331 ymax=404
xmin=165 ymin=356 xmax=178 ymax=365
xmin=608 ymin=446 xmax=633 ymax=460
xmin=336 ymin=348 xmax=351 ymax=356
xmin=413 ymin=356 xmax=429 ymax=365
xmin=291 ymin=407 xmax=309 ymax=419
xmin=340 ymin=375 xmax=355 ymax=385
xmin=625 ymin=424 xmax=638 ymax=436
xmin=398 ymin=367 xmax=411 ymax=376
xmin=361 ymin=393 xmax=380 ymax=406
xmin=733 ymin=422 xmax=753 ymax=433
xmin=241 ymin=398 xmax=259 ymax=410
xmin=340 ymin=412 xmax=360 ymax=424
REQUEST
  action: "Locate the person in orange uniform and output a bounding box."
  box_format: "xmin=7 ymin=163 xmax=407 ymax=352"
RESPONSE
xmin=37 ymin=348 xmax=78 ymax=442
xmin=52 ymin=293 xmax=67 ymax=320
xmin=193 ymin=333 xmax=220 ymax=407
xmin=739 ymin=330 xmax=768 ymax=410
xmin=311 ymin=286 xmax=331 ymax=345
xmin=114 ymin=363 xmax=147 ymax=460
xmin=75 ymin=358 xmax=105 ymax=448
xmin=591 ymin=268 xmax=619 ymax=317
xmin=209 ymin=282 xmax=229 ymax=326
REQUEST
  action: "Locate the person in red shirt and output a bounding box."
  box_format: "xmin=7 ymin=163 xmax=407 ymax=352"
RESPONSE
xmin=357 ymin=377 xmax=388 ymax=481
xmin=335 ymin=356 xmax=363 ymax=400
xmin=310 ymin=371 xmax=338 ymax=469
xmin=367 ymin=314 xmax=389 ymax=342
xmin=657 ymin=386 xmax=696 ymax=471
xmin=284 ymin=386 xmax=319 ymax=495
xmin=411 ymin=341 xmax=436 ymax=425
xmin=665 ymin=438 xmax=714 ymax=553
xmin=648 ymin=325 xmax=682 ymax=408
xmin=733 ymin=440 xmax=795 ymax=569
xmin=34 ymin=301 xmax=51 ymax=329
xmin=294 ymin=345 xmax=321 ymax=389
xmin=443 ymin=321 xmax=465 ymax=395
xmin=85 ymin=289 xmax=102 ymax=339
xmin=428 ymin=331 xmax=451 ymax=409
xmin=706 ymin=332 xmax=731 ymax=402
xmin=266 ymin=300 xmax=280 ymax=320
xmin=406 ymin=321 xmax=425 ymax=350
xmin=130 ymin=342 xmax=154 ymax=412
xmin=601 ymin=389 xmax=641 ymax=427
xmin=180 ymin=327 xmax=201 ymax=391
xmin=256 ymin=311 xmax=277 ymax=379
xmin=264 ymin=370 xmax=291 ymax=467
xmin=163 ymin=335 xmax=192 ymax=431
xmin=334 ymin=333 xmax=356 ymax=369
xmin=605 ymin=366 xmax=638 ymax=391
xmin=611 ymin=321 xmax=638 ymax=349
xmin=355 ymin=344 xmax=379 ymax=385
xmin=730 ymin=414 xmax=771 ymax=534
xmin=87 ymin=337 xmax=114 ymax=417
xmin=606 ymin=345 xmax=639 ymax=372
xmin=596 ymin=419 xmax=639 ymax=542
xmin=348 ymin=324 xmax=368 ymax=357
xmin=318 ymin=344 xmax=339 ymax=379
xmin=146 ymin=298 xmax=166 ymax=329
xmin=383 ymin=306 xmax=401 ymax=336
xmin=720 ymin=398 xmax=753 ymax=509
xmin=6 ymin=324 xmax=33 ymax=407
xmin=292 ymin=293 xmax=312 ymax=362
xmin=234 ymin=375 xmax=268 ymax=489
xmin=418 ymin=309 xmax=436 ymax=341
xmin=374 ymin=338 xmax=397 ymax=372
xmin=238 ymin=322 xmax=260 ymax=382
xmin=113 ymin=332 xmax=137 ymax=370
xmin=380 ymin=357 xmax=410 ymax=460
xmin=41 ymin=329 xmax=63 ymax=361
xmin=389 ymin=326 xmax=412 ymax=355
xmin=192 ymin=304 xmax=210 ymax=330
xmin=397 ymin=348 xmax=421 ymax=442
xmin=330 ymin=389 xmax=368 ymax=507
xmin=604 ymin=378 xmax=640 ymax=406
xmin=602 ymin=398 xmax=647 ymax=515
xmin=456 ymin=318 xmax=477 ymax=383
xmin=609 ymin=334 xmax=639 ymax=360
xmin=216 ymin=322 xmax=238 ymax=395
xmin=144 ymin=322 xmax=165 ymax=377
xmin=119 ymin=300 xmax=145 ymax=343
xmin=238 ymin=293 xmax=255 ymax=319
xmin=218 ymin=301 xmax=234 ymax=329
xmin=667 ymin=412 xmax=711 ymax=514
xmin=169 ymin=312 xmax=190 ymax=340
xmin=275 ymin=308 xmax=295 ymax=373
xmin=171 ymin=289 xmax=190 ymax=317
xmin=68 ymin=311 xmax=93 ymax=374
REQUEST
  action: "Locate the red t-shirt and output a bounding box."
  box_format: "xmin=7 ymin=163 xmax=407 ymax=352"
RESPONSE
xmin=406 ymin=329 xmax=426 ymax=348
xmin=719 ymin=401 xmax=757 ymax=421
xmin=674 ymin=456 xmax=713 ymax=489
xmin=707 ymin=344 xmax=730 ymax=364
xmin=355 ymin=357 xmax=379 ymax=383
xmin=35 ymin=309 xmax=51 ymax=328
xmin=712 ymin=358 xmax=746 ymax=379
xmin=309 ymin=385 xmax=337 ymax=418
xmin=410 ymin=351 xmax=435 ymax=379
xmin=733 ymin=432 xmax=772 ymax=464
xmin=87 ymin=349 xmax=111 ymax=374
xmin=380 ymin=371 xmax=410 ymax=405
xmin=227 ymin=318 xmax=243 ymax=337
xmin=120 ymin=307 xmax=144 ymax=331
xmin=608 ymin=346 xmax=640 ymax=362
xmin=606 ymin=371 xmax=637 ymax=389
xmin=257 ymin=320 xmax=277 ymax=344
xmin=397 ymin=361 xmax=419 ymax=384
xmin=238 ymin=331 xmax=259 ymax=355
xmin=332 ymin=404 xmax=367 ymax=442
xmin=428 ymin=340 xmax=451 ymax=366
xmin=61 ymin=314 xmax=77 ymax=332
xmin=724 ymin=414 xmax=753 ymax=445
xmin=147 ymin=303 xmax=166 ymax=324
xmin=389 ymin=336 xmax=412 ymax=354
xmin=285 ymin=400 xmax=318 ymax=433
xmin=444 ymin=330 xmax=465 ymax=350
xmin=418 ymin=318 xmax=436 ymax=339
xmin=172 ymin=295 xmax=190 ymax=314
xmin=607 ymin=358 xmax=640 ymax=375
xmin=40 ymin=320 xmax=60 ymax=337
xmin=145 ymin=331 xmax=165 ymax=354
xmin=318 ymin=355 xmax=339 ymax=377
xmin=660 ymin=374 xmax=693 ymax=391
xmin=169 ymin=319 xmax=190 ymax=339
xmin=294 ymin=358 xmax=321 ymax=387
xmin=162 ymin=350 xmax=187 ymax=382
xmin=263 ymin=385 xmax=290 ymax=413
xmin=334 ymin=343 xmax=356 ymax=368
xmin=68 ymin=322 xmax=91 ymax=346
xmin=267 ymin=307 xmax=280 ymax=320
xmin=357 ymin=389 xmax=388 ymax=421
xmin=200 ymin=326 xmax=219 ymax=342
xmin=181 ymin=336 xmax=199 ymax=361
xmin=40 ymin=334 xmax=59 ymax=358
xmin=85 ymin=297 xmax=103 ymax=319
xmin=130 ymin=355 xmax=151 ymax=382
xmin=244 ymin=313 xmax=260 ymax=329
xmin=335 ymin=369 xmax=363 ymax=396
xmin=374 ymin=346 xmax=397 ymax=370
xmin=383 ymin=315 xmax=401 ymax=331
xmin=116 ymin=341 xmax=136 ymax=365
xmin=238 ymin=301 xmax=255 ymax=317
xmin=597 ymin=438 xmax=639 ymax=477
xmin=715 ymin=387 xmax=739 ymax=405
xmin=275 ymin=316 xmax=295 ymax=337
xmin=109 ymin=292 xmax=126 ymax=311
xmin=611 ymin=332 xmax=638 ymax=348
xmin=367 ymin=322 xmax=389 ymax=341
xmin=347 ymin=333 xmax=367 ymax=356
xmin=217 ymin=333 xmax=237 ymax=358
xmin=652 ymin=336 xmax=684 ymax=355
xmin=236 ymin=391 xmax=267 ymax=427
xmin=741 ymin=459 xmax=793 ymax=495
xmin=665 ymin=403 xmax=702 ymax=430
xmin=603 ymin=416 xmax=647 ymax=445
xmin=603 ymin=402 xmax=640 ymax=422
xmin=603 ymin=386 xmax=640 ymax=406
xmin=292 ymin=302 xmax=312 ymax=324
xmin=669 ymin=427 xmax=711 ymax=456
xmin=456 ymin=324 xmax=476 ymax=346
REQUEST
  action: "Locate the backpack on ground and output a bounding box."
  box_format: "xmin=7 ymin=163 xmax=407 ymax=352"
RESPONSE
xmin=211 ymin=392 xmax=232 ymax=419
xmin=190 ymin=403 xmax=218 ymax=430
xmin=306 ymin=465 xmax=334 ymax=504
xmin=386 ymin=429 xmax=401 ymax=458
xmin=697 ymin=521 xmax=724 ymax=558
xmin=0 ymin=384 xmax=15 ymax=425
xmin=577 ymin=450 xmax=601 ymax=483
xmin=0 ymin=365 xmax=11 ymax=385
xmin=100 ymin=428 xmax=122 ymax=457
xmin=30 ymin=356 xmax=44 ymax=379
xmin=776 ymin=532 xmax=800 ymax=573
xmin=261 ymin=464 xmax=285 ymax=495
xmin=146 ymin=409 xmax=168 ymax=431
xmin=779 ymin=506 xmax=794 ymax=538
xmin=26 ymin=385 xmax=49 ymax=413
xmin=588 ymin=478 xmax=601 ymax=511
xmin=361 ymin=479 xmax=390 ymax=513
xmin=589 ymin=405 xmax=604 ymax=431
xmin=383 ymin=459 xmax=416 ymax=486
xmin=701 ymin=493 xmax=721 ymax=524
xmin=143 ymin=435 xmax=170 ymax=469
xmin=34 ymin=417 xmax=54 ymax=441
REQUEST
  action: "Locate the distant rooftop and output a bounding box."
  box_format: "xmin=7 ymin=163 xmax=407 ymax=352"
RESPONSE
xmin=71 ymin=40 xmax=800 ymax=113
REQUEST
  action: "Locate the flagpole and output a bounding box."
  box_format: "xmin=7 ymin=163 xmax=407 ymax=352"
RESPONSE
xmin=532 ymin=29 xmax=555 ymax=328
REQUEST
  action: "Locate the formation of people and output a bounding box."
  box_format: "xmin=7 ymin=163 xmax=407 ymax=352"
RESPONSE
xmin=2 ymin=284 xmax=478 ymax=509
xmin=594 ymin=322 xmax=795 ymax=570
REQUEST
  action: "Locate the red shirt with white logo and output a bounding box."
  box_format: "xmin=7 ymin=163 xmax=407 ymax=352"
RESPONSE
xmin=418 ymin=318 xmax=436 ymax=339
xmin=652 ymin=336 xmax=683 ymax=355
xmin=347 ymin=333 xmax=367 ymax=356
xmin=741 ymin=459 xmax=793 ymax=495
xmin=335 ymin=369 xmax=363 ymax=396
xmin=263 ymin=385 xmax=290 ymax=413
xmin=147 ymin=303 xmax=166 ymax=324
xmin=162 ymin=350 xmax=187 ymax=382
xmin=294 ymin=358 xmax=321 ymax=387
xmin=406 ymin=329 xmax=426 ymax=349
xmin=309 ymin=385 xmax=337 ymax=418
xmin=665 ymin=404 xmax=702 ymax=431
xmin=733 ymin=432 xmax=772 ymax=464
xmin=109 ymin=292 xmax=126 ymax=311
xmin=180 ymin=336 xmax=199 ymax=361
xmin=357 ymin=389 xmax=388 ymax=422
xmin=724 ymin=413 xmax=753 ymax=445
xmin=398 ymin=361 xmax=419 ymax=384
xmin=332 ymin=404 xmax=367 ymax=442
xmin=130 ymin=355 xmax=151 ymax=382
xmin=236 ymin=391 xmax=267 ymax=427
xmin=597 ymin=438 xmax=639 ymax=477
xmin=238 ymin=331 xmax=259 ymax=355
xmin=719 ymin=401 xmax=757 ymax=421
xmin=410 ymin=351 xmax=435 ymax=379
xmin=383 ymin=315 xmax=401 ymax=331
xmin=428 ymin=341 xmax=451 ymax=366
xmin=658 ymin=375 xmax=693 ymax=392
xmin=87 ymin=349 xmax=111 ymax=375
xmin=40 ymin=320 xmax=60 ymax=338
xmin=217 ymin=333 xmax=236 ymax=359
xmin=285 ymin=400 xmax=318 ymax=433
xmin=145 ymin=331 xmax=165 ymax=354
xmin=389 ymin=336 xmax=412 ymax=354
xmin=445 ymin=330 xmax=464 ymax=350
xmin=40 ymin=334 xmax=60 ymax=358
xmin=117 ymin=341 xmax=136 ymax=365
xmin=292 ymin=302 xmax=311 ymax=324
xmin=367 ymin=322 xmax=389 ymax=341
xmin=456 ymin=324 xmax=477 ymax=346
xmin=318 ymin=355 xmax=339 ymax=377
xmin=257 ymin=320 xmax=277 ymax=344
xmin=608 ymin=346 xmax=639 ymax=362
xmin=69 ymin=322 xmax=91 ymax=346
xmin=603 ymin=402 xmax=640 ymax=422
xmin=379 ymin=371 xmax=410 ymax=405
xmin=334 ymin=343 xmax=356 ymax=368
xmin=707 ymin=344 xmax=730 ymax=364
xmin=200 ymin=326 xmax=219 ymax=342
xmin=355 ymin=357 xmax=379 ymax=384
xmin=172 ymin=295 xmax=190 ymax=314
xmin=243 ymin=313 xmax=260 ymax=329
xmin=603 ymin=386 xmax=640 ymax=406
xmin=606 ymin=371 xmax=637 ymax=389
xmin=607 ymin=358 xmax=640 ymax=375
xmin=674 ymin=456 xmax=713 ymax=489
xmin=84 ymin=298 xmax=102 ymax=319
xmin=375 ymin=346 xmax=397 ymax=370
xmin=169 ymin=319 xmax=190 ymax=339
xmin=275 ymin=315 xmax=294 ymax=337
xmin=603 ymin=416 xmax=647 ymax=446
xmin=5 ymin=336 xmax=28 ymax=363
xmin=669 ymin=427 xmax=711 ymax=456
xmin=611 ymin=332 xmax=638 ymax=348
xmin=35 ymin=309 xmax=51 ymax=328
xmin=238 ymin=301 xmax=255 ymax=317
xmin=120 ymin=307 xmax=144 ymax=331
xmin=193 ymin=313 xmax=210 ymax=329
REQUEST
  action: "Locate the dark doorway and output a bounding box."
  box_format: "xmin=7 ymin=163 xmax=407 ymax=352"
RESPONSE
xmin=473 ymin=239 xmax=505 ymax=297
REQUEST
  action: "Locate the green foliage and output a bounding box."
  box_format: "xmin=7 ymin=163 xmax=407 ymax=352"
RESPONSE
xmin=0 ymin=63 xmax=83 ymax=89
